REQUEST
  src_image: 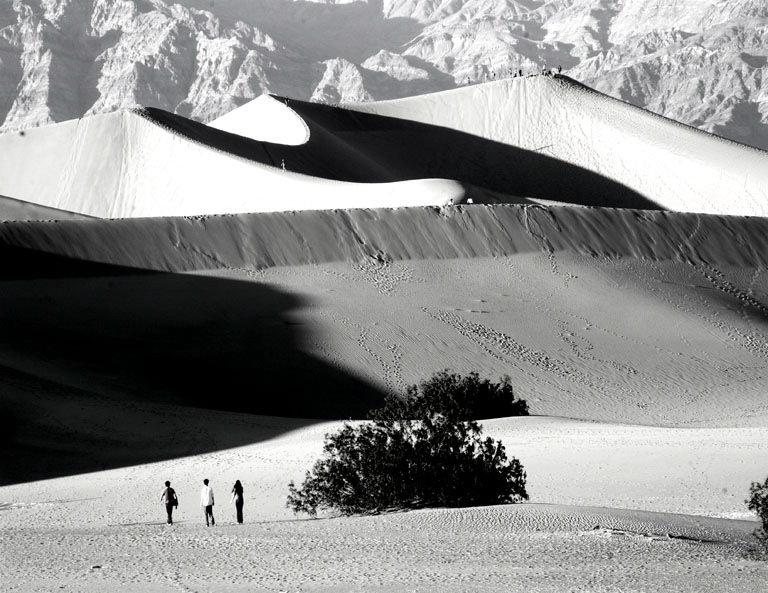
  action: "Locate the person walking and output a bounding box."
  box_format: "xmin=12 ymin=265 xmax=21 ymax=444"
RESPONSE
xmin=231 ymin=480 xmax=244 ymax=524
xmin=200 ymin=478 xmax=215 ymax=526
xmin=160 ymin=480 xmax=178 ymax=525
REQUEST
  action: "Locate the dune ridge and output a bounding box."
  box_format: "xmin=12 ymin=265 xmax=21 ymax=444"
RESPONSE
xmin=345 ymin=76 xmax=768 ymax=216
xmin=2 ymin=205 xmax=768 ymax=273
xmin=0 ymin=108 xmax=465 ymax=218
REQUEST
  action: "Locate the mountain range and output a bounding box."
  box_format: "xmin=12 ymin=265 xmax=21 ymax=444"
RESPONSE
xmin=1 ymin=0 xmax=766 ymax=150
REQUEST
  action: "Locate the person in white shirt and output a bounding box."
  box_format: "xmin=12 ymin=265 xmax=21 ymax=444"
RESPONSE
xmin=200 ymin=478 xmax=215 ymax=526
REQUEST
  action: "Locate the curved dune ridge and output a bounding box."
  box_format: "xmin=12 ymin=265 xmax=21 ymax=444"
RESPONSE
xmin=345 ymin=75 xmax=768 ymax=216
xmin=2 ymin=75 xmax=768 ymax=218
xmin=0 ymin=109 xmax=464 ymax=218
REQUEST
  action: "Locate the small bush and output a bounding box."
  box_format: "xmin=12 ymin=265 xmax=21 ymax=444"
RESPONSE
xmin=287 ymin=372 xmax=529 ymax=517
xmin=747 ymin=476 xmax=768 ymax=550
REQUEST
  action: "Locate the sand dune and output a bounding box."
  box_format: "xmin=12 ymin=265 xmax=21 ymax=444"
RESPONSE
xmin=346 ymin=76 xmax=768 ymax=216
xmin=2 ymin=203 xmax=768 ymax=485
xmin=0 ymin=109 xmax=466 ymax=218
xmin=5 ymin=76 xmax=767 ymax=219
xmin=1 ymin=204 xmax=768 ymax=273
xmin=207 ymin=94 xmax=310 ymax=146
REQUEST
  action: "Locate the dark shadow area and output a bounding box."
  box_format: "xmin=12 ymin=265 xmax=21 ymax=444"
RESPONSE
xmin=712 ymin=102 xmax=768 ymax=153
xmin=41 ymin=3 xmax=121 ymax=124
xmin=143 ymin=91 xmax=660 ymax=210
xmin=0 ymin=246 xmax=386 ymax=485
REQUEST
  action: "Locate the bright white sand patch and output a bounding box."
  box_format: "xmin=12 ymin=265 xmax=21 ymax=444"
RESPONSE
xmin=208 ymin=94 xmax=310 ymax=145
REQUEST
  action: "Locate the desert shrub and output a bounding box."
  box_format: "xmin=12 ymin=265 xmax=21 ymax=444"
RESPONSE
xmin=287 ymin=372 xmax=529 ymax=517
xmin=747 ymin=476 xmax=768 ymax=550
xmin=374 ymin=370 xmax=529 ymax=422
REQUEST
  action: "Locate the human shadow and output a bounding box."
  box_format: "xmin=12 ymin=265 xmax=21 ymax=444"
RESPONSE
xmin=0 ymin=247 xmax=386 ymax=485
xmin=144 ymin=94 xmax=660 ymax=210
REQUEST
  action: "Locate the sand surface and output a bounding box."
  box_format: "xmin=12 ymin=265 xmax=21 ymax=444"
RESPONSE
xmin=2 ymin=415 xmax=766 ymax=592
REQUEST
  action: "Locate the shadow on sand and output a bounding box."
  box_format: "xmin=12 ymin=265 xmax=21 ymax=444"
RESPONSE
xmin=144 ymin=94 xmax=660 ymax=210
xmin=0 ymin=247 xmax=386 ymax=485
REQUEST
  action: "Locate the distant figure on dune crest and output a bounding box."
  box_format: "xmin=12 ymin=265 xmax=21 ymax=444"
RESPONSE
xmin=231 ymin=480 xmax=244 ymax=524
xmin=160 ymin=480 xmax=178 ymax=525
xmin=200 ymin=478 xmax=215 ymax=526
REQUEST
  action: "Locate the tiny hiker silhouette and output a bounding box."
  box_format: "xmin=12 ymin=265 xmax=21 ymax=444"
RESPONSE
xmin=231 ymin=480 xmax=244 ymax=524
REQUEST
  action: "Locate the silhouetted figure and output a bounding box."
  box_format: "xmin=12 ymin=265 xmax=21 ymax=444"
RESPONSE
xmin=200 ymin=478 xmax=215 ymax=526
xmin=231 ymin=480 xmax=244 ymax=524
xmin=557 ymin=65 xmax=562 ymax=74
xmin=160 ymin=480 xmax=178 ymax=525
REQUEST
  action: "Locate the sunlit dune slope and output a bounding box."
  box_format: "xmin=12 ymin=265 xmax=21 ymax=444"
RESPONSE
xmin=345 ymin=75 xmax=768 ymax=216
xmin=0 ymin=108 xmax=464 ymax=218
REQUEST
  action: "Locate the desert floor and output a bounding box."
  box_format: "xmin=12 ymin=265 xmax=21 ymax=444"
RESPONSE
xmin=3 ymin=225 xmax=768 ymax=591
xmin=1 ymin=415 xmax=767 ymax=592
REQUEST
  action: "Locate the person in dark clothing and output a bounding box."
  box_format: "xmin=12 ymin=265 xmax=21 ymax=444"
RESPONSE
xmin=160 ymin=480 xmax=178 ymax=524
xmin=231 ymin=480 xmax=244 ymax=524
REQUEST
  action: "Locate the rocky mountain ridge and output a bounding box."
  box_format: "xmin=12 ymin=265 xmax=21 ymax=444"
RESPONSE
xmin=0 ymin=0 xmax=766 ymax=150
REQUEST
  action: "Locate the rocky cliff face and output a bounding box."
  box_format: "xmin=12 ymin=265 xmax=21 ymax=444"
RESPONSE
xmin=1 ymin=0 xmax=766 ymax=150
